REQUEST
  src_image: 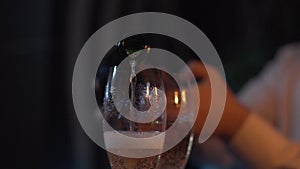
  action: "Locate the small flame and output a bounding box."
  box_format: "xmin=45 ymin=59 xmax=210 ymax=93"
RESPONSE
xmin=174 ymin=91 xmax=179 ymax=105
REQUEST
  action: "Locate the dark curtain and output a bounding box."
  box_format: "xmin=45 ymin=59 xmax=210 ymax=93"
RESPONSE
xmin=2 ymin=0 xmax=300 ymax=169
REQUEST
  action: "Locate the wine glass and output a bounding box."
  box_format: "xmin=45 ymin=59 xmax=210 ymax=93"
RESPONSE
xmin=96 ymin=42 xmax=167 ymax=169
xmin=156 ymin=72 xmax=195 ymax=169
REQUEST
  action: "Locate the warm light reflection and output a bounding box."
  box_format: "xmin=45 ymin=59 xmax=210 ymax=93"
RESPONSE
xmin=145 ymin=45 xmax=151 ymax=53
xmin=146 ymin=82 xmax=150 ymax=96
xmin=181 ymin=90 xmax=186 ymax=103
xmin=174 ymin=91 xmax=179 ymax=105
xmin=154 ymin=86 xmax=158 ymax=96
xmin=146 ymin=47 xmax=151 ymax=53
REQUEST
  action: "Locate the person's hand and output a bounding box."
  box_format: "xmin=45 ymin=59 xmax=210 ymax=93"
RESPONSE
xmin=188 ymin=61 xmax=250 ymax=140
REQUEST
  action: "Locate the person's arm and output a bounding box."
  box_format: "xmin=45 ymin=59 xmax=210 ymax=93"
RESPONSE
xmin=189 ymin=61 xmax=300 ymax=169
xmin=237 ymin=58 xmax=279 ymax=124
xmin=188 ymin=61 xmax=249 ymax=141
xmin=230 ymin=113 xmax=300 ymax=168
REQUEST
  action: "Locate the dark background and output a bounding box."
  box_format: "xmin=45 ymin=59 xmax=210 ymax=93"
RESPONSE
xmin=2 ymin=0 xmax=300 ymax=169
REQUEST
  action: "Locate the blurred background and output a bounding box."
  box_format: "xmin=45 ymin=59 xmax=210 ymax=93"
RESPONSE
xmin=1 ymin=0 xmax=300 ymax=169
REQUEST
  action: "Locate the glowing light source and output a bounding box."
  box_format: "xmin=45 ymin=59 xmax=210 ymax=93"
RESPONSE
xmin=181 ymin=90 xmax=186 ymax=103
xmin=154 ymin=87 xmax=158 ymax=96
xmin=174 ymin=91 xmax=179 ymax=105
xmin=146 ymin=82 xmax=150 ymax=96
xmin=145 ymin=45 xmax=151 ymax=53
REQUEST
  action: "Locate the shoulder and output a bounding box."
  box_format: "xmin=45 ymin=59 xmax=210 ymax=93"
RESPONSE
xmin=274 ymin=43 xmax=300 ymax=72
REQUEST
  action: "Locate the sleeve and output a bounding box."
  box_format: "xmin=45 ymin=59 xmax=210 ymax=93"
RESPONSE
xmin=238 ymin=57 xmax=281 ymax=124
xmin=230 ymin=113 xmax=300 ymax=169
